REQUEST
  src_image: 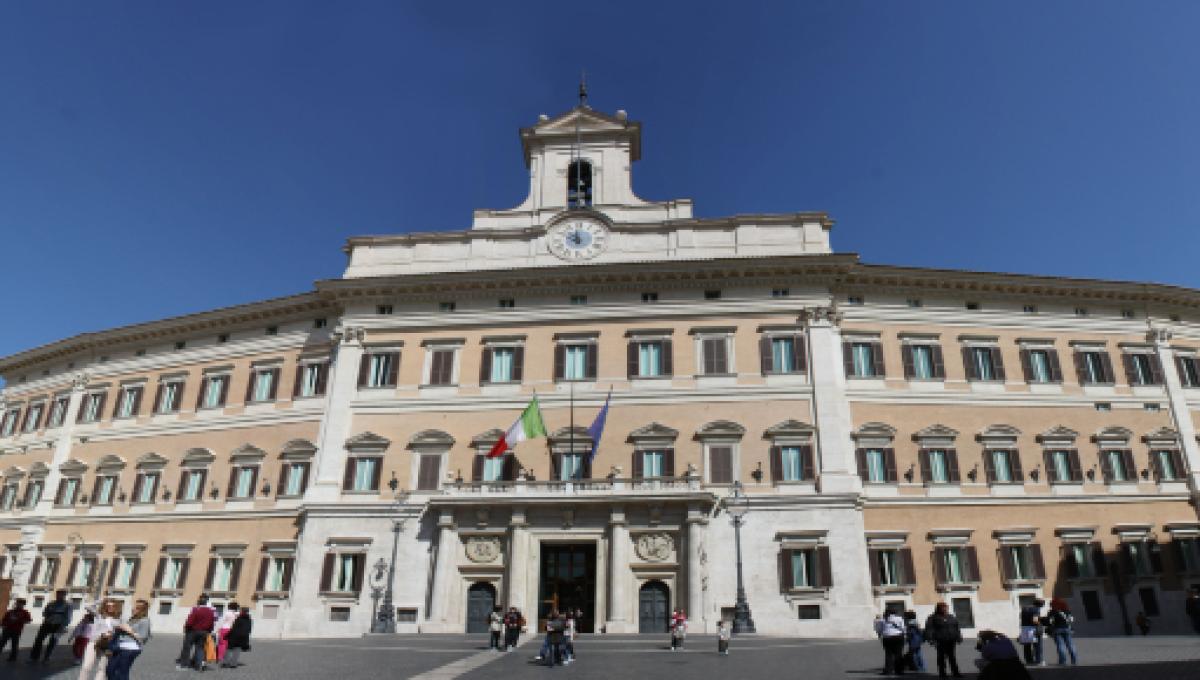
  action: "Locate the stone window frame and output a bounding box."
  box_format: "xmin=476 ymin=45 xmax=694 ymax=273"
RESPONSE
xmin=408 ymin=430 xmax=451 ymax=491
xmin=177 ymin=448 xmax=216 ymax=503
xmin=1069 ymin=341 xmax=1116 ymax=386
xmin=865 ymin=531 xmax=917 ymax=594
xmin=757 ymin=325 xmax=807 ymax=376
xmin=928 ymin=530 xmax=981 ymax=592
xmin=358 ymin=344 xmax=403 ymax=390
xmin=1015 ymin=338 xmax=1064 ymax=385
xmin=78 ymin=386 xmax=111 ymax=424
xmin=776 ymin=530 xmax=833 ymax=594
xmin=293 ymin=354 xmax=331 ymax=399
xmin=0 ymin=405 xmax=21 ymax=437
xmin=898 ymin=333 xmax=946 ymax=382
xmin=625 ymin=328 xmax=675 ymax=381
xmin=1054 ymin=526 xmax=1106 ymax=581
xmin=0 ymin=467 xmax=25 ymax=511
xmin=1164 ymin=523 xmax=1200 ymax=576
xmin=256 ymin=541 xmax=298 ymax=597
xmin=54 ymin=460 xmax=88 ymax=507
xmin=226 ymin=444 xmax=267 ymax=500
xmin=246 ymin=359 xmax=284 ymax=404
xmin=993 ymin=528 xmax=1047 ymax=587
xmin=20 ymin=398 xmax=47 ymax=434
xmin=152 ymin=543 xmax=196 ymax=595
xmin=344 ymin=432 xmax=390 ymax=494
xmin=553 ymin=331 xmax=600 ymax=383
xmin=64 ymin=542 xmax=104 ymax=593
xmin=90 ymin=454 xmax=126 ymax=507
xmin=479 ymin=335 xmax=527 ymax=385
xmin=276 ymin=439 xmax=316 ymax=498
xmin=130 ymin=453 xmax=168 ymax=505
xmin=1037 ymin=426 xmax=1084 ymax=485
xmin=420 ymin=338 xmax=465 ymax=388
xmin=958 ymin=335 xmax=1006 ymax=383
xmin=913 ymin=424 xmax=961 ymax=486
xmin=21 ymin=462 xmax=50 ymax=509
xmin=1142 ymin=427 xmax=1186 ymax=483
xmin=1118 ymin=343 xmax=1165 ymax=387
xmin=1111 ymin=524 xmax=1163 ymax=580
xmin=627 ymin=422 xmax=680 ymax=481
xmin=106 ymin=543 xmax=147 ymax=594
xmin=203 ymin=543 xmax=248 ymax=597
xmin=113 ymin=380 xmax=147 ymax=420
xmin=690 ymin=326 xmax=737 ymax=378
xmin=763 ymin=419 xmax=815 ymax=487
xmin=195 ymin=365 xmax=234 ymax=411
xmin=852 ymin=422 xmax=898 ymax=484
xmin=469 ymin=429 xmax=519 ymax=483
xmin=977 ymin=424 xmax=1024 ymax=486
xmin=152 ymin=373 xmax=188 ymax=415
xmin=1093 ymin=426 xmax=1138 ymax=485
xmin=695 ymin=420 xmax=745 ymax=486
xmin=46 ymin=393 xmax=71 ymax=429
xmin=319 ymin=537 xmax=372 ymax=600
xmin=28 ymin=544 xmax=65 ymax=590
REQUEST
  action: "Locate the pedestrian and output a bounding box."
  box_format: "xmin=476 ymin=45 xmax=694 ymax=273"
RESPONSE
xmin=1046 ymin=598 xmax=1077 ymax=665
xmin=221 ymin=608 xmax=252 ymax=668
xmin=1018 ymin=598 xmax=1044 ymax=666
xmin=79 ymin=598 xmax=120 ymax=680
xmin=903 ymin=610 xmax=925 ymax=673
xmin=1186 ymin=587 xmax=1200 ymax=634
xmin=716 ymin=620 xmax=731 ymax=656
xmin=176 ymin=595 xmax=216 ymax=671
xmin=924 ymin=602 xmax=964 ymax=679
xmin=1 ymin=598 xmax=33 ymax=662
xmin=69 ymin=611 xmax=96 ymax=664
xmin=216 ymin=601 xmax=239 ymax=663
xmin=28 ymin=589 xmax=71 ymax=663
xmin=975 ymin=630 xmax=1030 ymax=680
xmin=669 ymin=609 xmax=687 ymax=650
xmin=545 ymin=613 xmax=566 ymax=666
xmin=874 ymin=606 xmax=906 ymax=675
xmin=105 ymin=600 xmax=150 ymax=680
xmin=563 ymin=611 xmax=576 ymax=664
xmin=1135 ymin=611 xmax=1150 ymax=635
xmin=487 ymin=606 xmax=503 ymax=651
xmin=503 ymin=607 xmax=524 ymax=651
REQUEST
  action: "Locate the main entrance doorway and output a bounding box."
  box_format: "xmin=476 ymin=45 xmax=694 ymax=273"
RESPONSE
xmin=638 ymin=580 xmax=670 ymax=633
xmin=538 ymin=543 xmax=596 ymax=633
xmin=465 ymin=582 xmax=497 ymax=634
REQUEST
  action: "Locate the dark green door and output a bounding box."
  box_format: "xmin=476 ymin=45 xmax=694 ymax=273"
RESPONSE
xmin=638 ymin=580 xmax=669 ymax=634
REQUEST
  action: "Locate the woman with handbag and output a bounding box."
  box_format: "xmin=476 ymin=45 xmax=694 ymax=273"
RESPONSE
xmin=80 ymin=599 xmax=120 ymax=680
xmin=105 ymin=600 xmax=150 ymax=680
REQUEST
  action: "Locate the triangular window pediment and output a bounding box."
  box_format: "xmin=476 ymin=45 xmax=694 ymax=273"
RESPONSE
xmin=535 ymin=108 xmax=628 ymax=133
xmin=627 ymin=422 xmax=679 ymax=444
xmin=1093 ymin=426 xmax=1133 ymax=444
xmin=29 ymin=462 xmax=50 ymax=477
xmin=282 ymin=439 xmax=317 ymax=456
xmin=58 ymin=460 xmax=88 ymax=476
xmin=230 ymin=444 xmax=267 ymax=462
xmin=1036 ymin=426 xmax=1079 ymax=444
xmin=470 ymin=429 xmax=505 ymax=449
xmin=346 ymin=431 xmax=391 ymax=452
xmin=181 ymin=448 xmax=216 ymax=466
xmin=136 ymin=453 xmax=169 ymax=469
xmin=96 ymin=454 xmax=126 ymax=471
xmin=1142 ymin=427 xmax=1179 ymax=447
xmin=852 ymin=422 xmax=897 ymax=440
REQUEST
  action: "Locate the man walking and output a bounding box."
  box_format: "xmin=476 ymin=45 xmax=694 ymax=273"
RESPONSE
xmin=176 ymin=595 xmax=215 ymax=670
xmin=28 ymin=590 xmax=71 ymax=663
xmin=1 ymin=599 xmax=33 ymax=662
xmin=924 ymin=602 xmax=963 ymax=679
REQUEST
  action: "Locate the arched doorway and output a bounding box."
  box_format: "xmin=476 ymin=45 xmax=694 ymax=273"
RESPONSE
xmin=638 ymin=580 xmax=670 ymax=634
xmin=465 ymin=582 xmax=497 ymax=634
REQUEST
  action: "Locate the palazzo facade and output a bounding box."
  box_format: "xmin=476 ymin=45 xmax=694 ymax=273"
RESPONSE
xmin=2 ymin=104 xmax=1200 ymax=639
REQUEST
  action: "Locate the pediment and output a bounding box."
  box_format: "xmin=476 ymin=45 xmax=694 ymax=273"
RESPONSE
xmin=2 ymin=466 xmax=24 ymax=479
xmin=407 ymin=429 xmax=454 ymax=450
xmin=281 ymin=439 xmax=318 ymax=459
xmin=976 ymin=424 xmax=1020 ymax=445
xmin=470 ymin=429 xmax=505 ymax=448
xmin=28 ymin=462 xmax=51 ymax=477
xmin=58 ymin=459 xmax=88 ymax=475
xmin=96 ymin=454 xmax=126 ymax=470
xmin=534 ymin=107 xmax=630 ymax=133
xmin=852 ymin=422 xmax=897 ymax=440
xmin=1036 ymin=426 xmax=1079 ymax=444
xmin=762 ymin=420 xmax=812 ymax=439
xmin=627 ymin=422 xmax=679 ymax=443
xmin=695 ymin=420 xmax=747 ymax=439
xmin=1093 ymin=426 xmax=1133 ymax=443
xmin=914 ymin=424 xmax=960 ymax=441
xmin=230 ymin=443 xmax=267 ymax=461
xmin=136 ymin=452 xmax=170 ymax=469
xmin=1142 ymin=427 xmax=1179 ymax=446
xmin=181 ymin=448 xmax=216 ymax=465
xmin=346 ymin=431 xmax=391 ymax=452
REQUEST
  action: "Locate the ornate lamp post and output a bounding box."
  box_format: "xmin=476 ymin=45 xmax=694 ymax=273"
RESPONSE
xmin=724 ymin=481 xmax=756 ymax=634
xmin=371 ymin=474 xmax=407 ymax=634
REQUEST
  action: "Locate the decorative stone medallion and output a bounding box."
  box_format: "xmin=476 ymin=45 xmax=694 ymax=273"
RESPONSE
xmin=464 ymin=536 xmax=502 ymax=563
xmin=635 ymin=532 xmax=674 ymax=562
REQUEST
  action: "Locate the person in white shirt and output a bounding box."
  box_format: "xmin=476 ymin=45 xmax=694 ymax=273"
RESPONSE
xmin=216 ymin=601 xmax=239 ymax=664
xmin=873 ymin=607 xmax=907 ymax=676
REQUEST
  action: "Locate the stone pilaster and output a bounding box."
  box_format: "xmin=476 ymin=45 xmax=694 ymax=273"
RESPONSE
xmin=35 ymin=372 xmax=87 ymax=513
xmin=506 ymin=507 xmax=529 ymax=612
xmin=802 ymin=307 xmax=862 ymax=494
xmin=308 ymin=326 xmax=365 ymax=502
xmin=1150 ymin=324 xmax=1200 ymax=497
xmin=606 ymin=506 xmax=631 ymax=632
xmin=686 ymin=504 xmax=707 ymax=632
xmin=428 ymin=509 xmax=458 ymax=624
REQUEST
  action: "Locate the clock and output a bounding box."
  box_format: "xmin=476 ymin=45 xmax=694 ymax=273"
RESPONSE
xmin=547 ymin=218 xmax=609 ymax=261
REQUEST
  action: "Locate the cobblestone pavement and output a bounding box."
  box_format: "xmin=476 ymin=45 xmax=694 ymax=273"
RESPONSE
xmin=1 ymin=633 xmax=1197 ymax=679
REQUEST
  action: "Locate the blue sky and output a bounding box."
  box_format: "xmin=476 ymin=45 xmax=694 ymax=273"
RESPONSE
xmin=2 ymin=1 xmax=1199 ymax=366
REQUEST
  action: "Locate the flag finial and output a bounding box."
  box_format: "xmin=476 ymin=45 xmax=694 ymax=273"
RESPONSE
xmin=578 ymin=71 xmax=588 ymax=108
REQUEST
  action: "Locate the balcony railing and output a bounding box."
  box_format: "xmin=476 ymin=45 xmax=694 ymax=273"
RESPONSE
xmin=444 ymin=475 xmax=702 ymax=496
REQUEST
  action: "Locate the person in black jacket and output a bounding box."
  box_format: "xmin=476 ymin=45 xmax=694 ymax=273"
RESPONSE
xmin=923 ymin=603 xmax=964 ymax=679
xmin=220 ymin=608 xmax=251 ymax=669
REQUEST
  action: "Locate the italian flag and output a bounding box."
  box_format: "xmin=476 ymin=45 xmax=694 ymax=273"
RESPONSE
xmin=486 ymin=396 xmax=547 ymax=458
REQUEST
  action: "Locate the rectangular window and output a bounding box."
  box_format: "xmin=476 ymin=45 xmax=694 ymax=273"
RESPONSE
xmin=1126 ymin=542 xmax=1155 ymax=576
xmin=362 ymin=352 xmax=399 ymax=388
xmin=113 ymin=557 xmax=137 ymax=588
xmin=1006 ymin=546 xmax=1036 ymax=580
xmin=927 ymin=449 xmax=949 ymax=483
xmin=117 ymin=387 xmax=142 ymax=418
xmin=160 ymin=557 xmax=186 ymax=589
xmin=211 ymin=557 xmax=238 ymax=592
xmin=851 ymin=343 xmax=875 ymax=377
xmin=558 ymin=454 xmax=583 ymax=481
xmin=1028 ymin=350 xmax=1052 ymax=383
xmin=135 ymin=473 xmax=159 ymax=504
xmin=770 ymin=337 xmax=799 ymax=373
xmin=252 ymin=369 xmax=278 ymax=402
xmin=1154 ymin=450 xmax=1180 ymax=481
xmin=0 ymin=483 xmax=18 ymax=510
xmin=22 ymin=404 xmax=43 ymax=432
xmin=1081 ymin=590 xmax=1103 ymax=620
xmin=641 ymin=292 xmax=658 ymax=303
xmin=943 ymin=548 xmax=965 ymax=584
xmin=180 ymin=470 xmax=206 ymax=502
xmin=93 ymin=476 xmax=117 ymax=506
xmin=790 ymin=550 xmax=817 ymax=588
xmin=262 ymin=556 xmax=293 ymax=592
xmin=282 ymin=463 xmax=309 ymax=496
xmin=157 ymin=381 xmax=183 ymax=414
xmin=24 ymin=480 xmax=43 ymax=508
xmin=865 ymin=449 xmax=887 ymax=483
xmin=233 ymin=467 xmax=256 ymax=498
xmin=56 ymin=478 xmax=80 ymax=507
xmin=81 ymin=393 xmax=104 ymax=422
xmin=1071 ymin=544 xmax=1095 ymax=579
xmin=0 ymin=409 xmax=18 ymax=436
xmin=951 ymin=598 xmax=975 ymax=629
xmin=780 ymin=446 xmax=804 ymax=482
xmin=1176 ymin=538 xmax=1200 ymax=573
xmin=201 ymin=376 xmax=227 ymax=409
xmin=73 ymin=557 xmax=96 ymax=587
xmin=701 ymin=337 xmax=730 ymax=375
xmin=334 ymin=554 xmax=362 ymax=592
xmin=297 ymin=363 xmax=327 ymax=397
xmin=970 ymin=347 xmax=996 ymax=381
xmin=351 ymin=458 xmax=379 ymax=492
xmin=876 ymin=549 xmax=902 ymax=586
xmin=490 ymin=347 xmax=516 ymax=383
xmin=1128 ymin=354 xmax=1158 ymax=385
xmin=1050 ymin=450 xmax=1074 ymax=483
xmin=638 ymin=341 xmax=663 ymax=377
xmin=642 ymin=451 xmax=665 ymax=478
xmin=910 ymin=345 xmax=935 ymax=379
xmin=561 ymin=344 xmax=591 ymax=380
xmin=1179 ymin=356 xmax=1200 ymax=387
xmin=427 ymin=349 xmax=456 ymax=386
xmin=47 ymin=398 xmax=68 ymax=428
xmin=1077 ymin=350 xmax=1112 ymax=384
xmin=1105 ymin=450 xmax=1130 ymax=482
xmin=482 ymin=456 xmax=506 ymax=482
xmin=416 ymin=454 xmax=440 ymax=490
xmin=708 ymin=446 xmax=733 ymax=484
xmin=991 ymin=450 xmax=1013 ymax=483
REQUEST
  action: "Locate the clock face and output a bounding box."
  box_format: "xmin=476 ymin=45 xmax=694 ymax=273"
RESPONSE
xmin=548 ymin=219 xmax=609 ymax=261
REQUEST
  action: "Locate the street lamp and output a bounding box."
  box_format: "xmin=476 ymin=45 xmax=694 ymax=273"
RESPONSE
xmin=371 ymin=473 xmax=407 ymax=634
xmin=724 ymin=481 xmax=756 ymax=634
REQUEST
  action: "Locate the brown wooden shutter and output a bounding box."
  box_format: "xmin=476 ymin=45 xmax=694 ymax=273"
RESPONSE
xmin=196 ymin=378 xmax=208 ymax=410
xmin=627 ymin=341 xmax=639 ymax=378
xmin=779 ymin=550 xmax=794 ymax=591
xmin=131 ymin=475 xmax=143 ymax=504
xmin=53 ymin=480 xmax=66 ymax=505
xmin=1170 ymin=450 xmax=1186 ymax=481
xmin=417 ymin=455 xmax=439 ymax=490
xmin=154 ymin=557 xmax=167 ymax=588
xmin=947 ymin=449 xmax=961 ymax=483
xmin=177 ymin=471 xmax=188 ymax=501
xmin=1019 ymin=349 xmax=1033 ymax=382
xmin=868 ymin=549 xmax=882 ymax=585
xmin=769 ymin=445 xmax=783 ymax=482
xmin=965 ymin=546 xmax=981 ymax=582
xmin=228 ymin=558 xmax=242 ymax=592
xmin=1122 ymin=353 xmax=1138 ymax=385
xmin=299 ymin=463 xmax=310 ymax=493
xmin=30 ymin=557 xmax=43 ymax=585
xmin=1029 ymin=544 xmax=1046 ymax=579
xmin=1063 ymin=545 xmax=1080 ymax=578
xmin=1068 ymin=449 xmax=1083 ymax=481
xmin=501 ymin=455 xmax=517 ymax=482
xmin=709 ymin=446 xmax=732 ymax=484
xmin=293 ymin=365 xmax=304 ymax=397
xmin=256 ymin=557 xmax=270 ymax=592
xmin=553 ymin=344 xmax=566 ymax=380
xmin=870 ymin=342 xmax=885 ymax=377
xmin=799 ymin=444 xmax=815 ymax=481
xmin=1010 ymin=451 xmax=1024 ymax=482
xmin=386 ymin=352 xmax=400 ymax=386
xmin=357 ymin=354 xmax=370 ymax=387
xmin=1148 ymin=354 xmax=1165 ymax=385
xmin=479 ymin=347 xmax=493 ymax=384
xmin=1149 ymin=542 xmax=1164 ymax=573
xmin=90 ymin=476 xmax=103 ymax=505
xmin=281 ymin=558 xmax=294 ymax=591
xmin=130 ymin=387 xmax=143 ymax=416
xmin=268 ymin=369 xmax=280 ymax=399
xmin=471 ymin=455 xmax=484 ymax=482
xmin=315 ymin=362 xmax=329 ymax=395
xmin=842 ymin=341 xmax=855 ymax=377
xmin=991 ymin=347 xmax=1006 ymax=380
xmin=1099 ymin=352 xmax=1115 ymax=383
xmin=1121 ymin=450 xmax=1137 ymax=481
xmin=203 ymin=558 xmax=217 ymax=590
xmin=661 ymin=340 xmax=673 ymax=376
xmin=65 ymin=557 xmax=78 ymax=587
xmin=76 ymin=398 xmax=86 ymax=423
xmin=883 ymin=448 xmax=897 ymax=482
xmin=998 ymin=546 xmax=1015 ymax=582
xmin=177 ymin=558 xmax=190 ymax=588
xmin=147 ymin=474 xmax=159 ymax=502
xmin=962 ymin=346 xmax=977 ymax=380
xmin=319 ymin=553 xmax=335 ymax=592
xmin=172 ymin=382 xmax=184 ymax=411
xmin=342 ymin=459 xmax=355 ymax=491
xmin=899 ymin=548 xmax=917 ymax=586
xmin=759 ymin=335 xmax=773 ymax=374
xmin=1074 ymin=350 xmax=1089 ymax=384
xmin=631 ymin=451 xmax=644 ymax=479
xmin=352 ymin=555 xmax=366 ymax=594
xmin=550 ymin=452 xmax=561 ymax=480
xmin=902 ymin=345 xmax=915 ymax=379
xmin=662 ymin=449 xmax=675 ymax=477
xmin=370 ymin=458 xmax=382 ymax=490
xmin=855 ymin=448 xmax=868 ymax=481
xmin=511 ymin=346 xmax=525 ymax=382
xmin=918 ymin=449 xmax=932 ymax=483
xmin=930 ymin=344 xmax=946 ymax=379
xmin=1047 ymin=349 xmax=1064 ymax=382
xmin=108 ymin=557 xmax=120 ymax=588
xmin=585 ymin=343 xmax=598 ymax=379
xmin=277 ymin=465 xmax=288 ymax=496
xmin=1099 ymin=449 xmax=1114 ymax=482
xmin=226 ymin=468 xmax=238 ymax=498
xmin=932 ymin=548 xmax=947 ymax=586
xmin=794 ymin=335 xmax=807 ymax=372
xmin=982 ymin=450 xmax=996 ymax=483
xmin=1178 ymin=357 xmax=1195 ymax=387
xmin=816 ymin=546 xmax=833 ymax=587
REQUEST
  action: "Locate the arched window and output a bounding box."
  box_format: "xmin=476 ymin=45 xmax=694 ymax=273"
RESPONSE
xmin=567 ymin=160 xmax=592 ymax=208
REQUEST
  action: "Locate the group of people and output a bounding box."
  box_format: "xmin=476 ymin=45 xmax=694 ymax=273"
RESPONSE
xmin=535 ymin=608 xmax=583 ymax=666
xmin=0 ymin=591 xmax=151 ymax=680
xmin=175 ymin=595 xmax=253 ymax=671
xmin=874 ymin=598 xmax=1080 ymax=677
